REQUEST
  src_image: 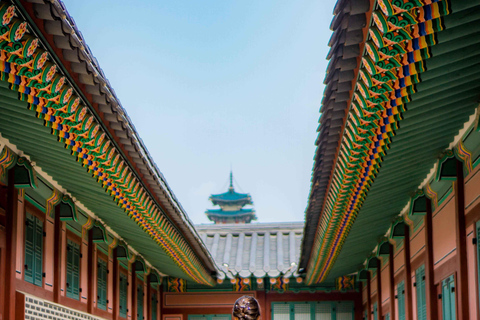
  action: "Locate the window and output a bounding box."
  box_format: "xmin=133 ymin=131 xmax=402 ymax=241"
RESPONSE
xmin=137 ymin=283 xmax=144 ymax=320
xmin=441 ymin=275 xmax=456 ymax=320
xmin=66 ymin=238 xmax=81 ymax=300
xmin=415 ymin=265 xmax=426 ymax=320
xmin=97 ymin=258 xmax=108 ymax=310
xmin=151 ymin=292 xmax=158 ymax=320
xmin=271 ymin=301 xmax=354 ymax=320
xmin=373 ymin=302 xmax=378 ymax=320
xmin=397 ymin=281 xmax=405 ymax=320
xmin=119 ymin=272 xmax=128 ymax=318
xmin=24 ymin=211 xmax=43 ymax=287
xmin=384 ymin=313 xmax=390 ymax=320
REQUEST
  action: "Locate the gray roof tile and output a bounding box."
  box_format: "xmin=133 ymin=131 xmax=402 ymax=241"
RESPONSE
xmin=196 ymin=222 xmax=304 ymax=279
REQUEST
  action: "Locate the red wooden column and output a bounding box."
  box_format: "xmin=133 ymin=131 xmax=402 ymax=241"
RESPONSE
xmin=53 ymin=206 xmax=62 ymax=303
xmin=4 ymin=169 xmax=18 ymax=320
xmin=87 ymin=229 xmax=95 ymax=314
xmin=355 ymin=281 xmax=363 ymax=320
xmin=376 ymin=260 xmax=382 ymax=318
xmin=404 ymin=224 xmax=413 ymax=320
xmin=455 ymin=159 xmax=469 ymax=320
xmin=389 ymin=244 xmax=396 ymax=320
xmin=112 ymin=248 xmax=119 ymax=320
xmin=424 ymin=198 xmax=437 ymax=320
xmin=366 ymin=271 xmax=372 ymax=320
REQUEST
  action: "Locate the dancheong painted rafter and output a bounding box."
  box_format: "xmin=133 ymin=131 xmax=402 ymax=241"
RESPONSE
xmin=301 ymin=0 xmax=480 ymax=285
xmin=0 ymin=0 xmax=215 ymax=285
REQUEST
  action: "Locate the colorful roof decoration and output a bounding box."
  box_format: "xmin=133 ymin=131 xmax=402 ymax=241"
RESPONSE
xmin=300 ymin=0 xmax=480 ymax=284
xmin=0 ymin=0 xmax=216 ymax=285
xmin=196 ymin=222 xmax=303 ymax=279
xmin=206 ymin=172 xmax=256 ymax=224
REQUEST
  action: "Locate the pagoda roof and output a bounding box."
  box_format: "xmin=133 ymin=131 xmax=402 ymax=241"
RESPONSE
xmin=209 ymin=188 xmax=252 ymax=204
xmin=205 ymin=208 xmax=255 ymax=217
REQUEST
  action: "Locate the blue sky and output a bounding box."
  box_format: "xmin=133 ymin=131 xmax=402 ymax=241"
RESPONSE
xmin=62 ymin=0 xmax=336 ymax=224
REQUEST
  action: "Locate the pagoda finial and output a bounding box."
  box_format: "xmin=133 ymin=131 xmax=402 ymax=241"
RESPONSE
xmin=229 ymin=170 xmax=234 ymax=192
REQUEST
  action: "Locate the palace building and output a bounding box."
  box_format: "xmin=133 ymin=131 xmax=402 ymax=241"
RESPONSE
xmin=1 ymin=0 xmax=480 ymax=319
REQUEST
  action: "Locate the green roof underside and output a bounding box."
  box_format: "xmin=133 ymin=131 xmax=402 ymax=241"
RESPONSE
xmin=0 ymin=80 xmax=190 ymax=279
xmin=322 ymin=0 xmax=480 ymax=282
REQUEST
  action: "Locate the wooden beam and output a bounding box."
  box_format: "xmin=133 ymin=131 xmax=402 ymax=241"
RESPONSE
xmin=87 ymin=229 xmax=95 ymax=314
xmin=376 ymin=260 xmax=382 ymax=318
xmin=404 ymin=225 xmax=413 ymax=320
xmin=367 ymin=271 xmax=372 ymax=320
xmin=389 ymin=244 xmax=396 ymax=320
xmin=53 ymin=206 xmax=62 ymax=303
xmin=424 ymin=198 xmax=437 ymax=320
xmin=4 ymin=170 xmax=17 ymax=320
xmin=455 ymin=159 xmax=469 ymax=320
xmin=112 ymin=248 xmax=119 ymax=320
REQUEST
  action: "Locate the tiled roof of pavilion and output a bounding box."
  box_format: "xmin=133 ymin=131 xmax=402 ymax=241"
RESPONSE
xmin=196 ymin=222 xmax=303 ymax=279
xmin=300 ymin=0 xmax=480 ymax=284
xmin=0 ymin=0 xmax=216 ymax=284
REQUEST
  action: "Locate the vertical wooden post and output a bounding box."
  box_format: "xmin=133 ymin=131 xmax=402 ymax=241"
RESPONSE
xmin=367 ymin=271 xmax=372 ymax=320
xmin=146 ymin=275 xmax=152 ymax=320
xmin=131 ymin=264 xmax=137 ymax=320
xmin=424 ymin=198 xmax=437 ymax=320
xmin=455 ymin=159 xmax=469 ymax=320
xmin=376 ymin=260 xmax=382 ymax=318
xmin=87 ymin=229 xmax=95 ymax=314
xmin=53 ymin=206 xmax=62 ymax=303
xmin=389 ymin=244 xmax=396 ymax=320
xmin=404 ymin=225 xmax=413 ymax=320
xmin=355 ymin=281 xmax=364 ymax=320
xmin=112 ymin=248 xmax=119 ymax=320
xmin=4 ymin=169 xmax=17 ymax=320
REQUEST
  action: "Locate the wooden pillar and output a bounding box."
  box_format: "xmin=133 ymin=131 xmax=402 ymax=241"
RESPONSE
xmin=131 ymin=265 xmax=137 ymax=320
xmin=455 ymin=159 xmax=469 ymax=320
xmin=4 ymin=169 xmax=17 ymax=320
xmin=146 ymin=275 xmax=152 ymax=320
xmin=355 ymin=281 xmax=364 ymax=320
xmin=367 ymin=271 xmax=372 ymax=320
xmin=112 ymin=248 xmax=119 ymax=320
xmin=87 ymin=229 xmax=95 ymax=314
xmin=404 ymin=225 xmax=413 ymax=320
xmin=376 ymin=260 xmax=382 ymax=318
xmin=389 ymin=244 xmax=396 ymax=320
xmin=424 ymin=198 xmax=437 ymax=320
xmin=53 ymin=206 xmax=62 ymax=303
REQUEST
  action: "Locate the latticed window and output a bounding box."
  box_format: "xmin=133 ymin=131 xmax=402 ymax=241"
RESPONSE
xmin=397 ymin=281 xmax=405 ymax=320
xmin=272 ymin=301 xmax=354 ymax=320
xmin=441 ymin=275 xmax=456 ymax=320
xmin=97 ymin=258 xmax=108 ymax=310
xmin=137 ymin=283 xmax=144 ymax=320
xmin=24 ymin=211 xmax=43 ymax=287
xmin=151 ymin=292 xmax=158 ymax=320
xmin=119 ymin=272 xmax=128 ymax=318
xmin=66 ymin=239 xmax=81 ymax=300
xmin=415 ymin=265 xmax=426 ymax=320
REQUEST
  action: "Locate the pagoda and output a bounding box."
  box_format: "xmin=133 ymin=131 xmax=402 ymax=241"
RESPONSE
xmin=205 ymin=172 xmax=257 ymax=224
